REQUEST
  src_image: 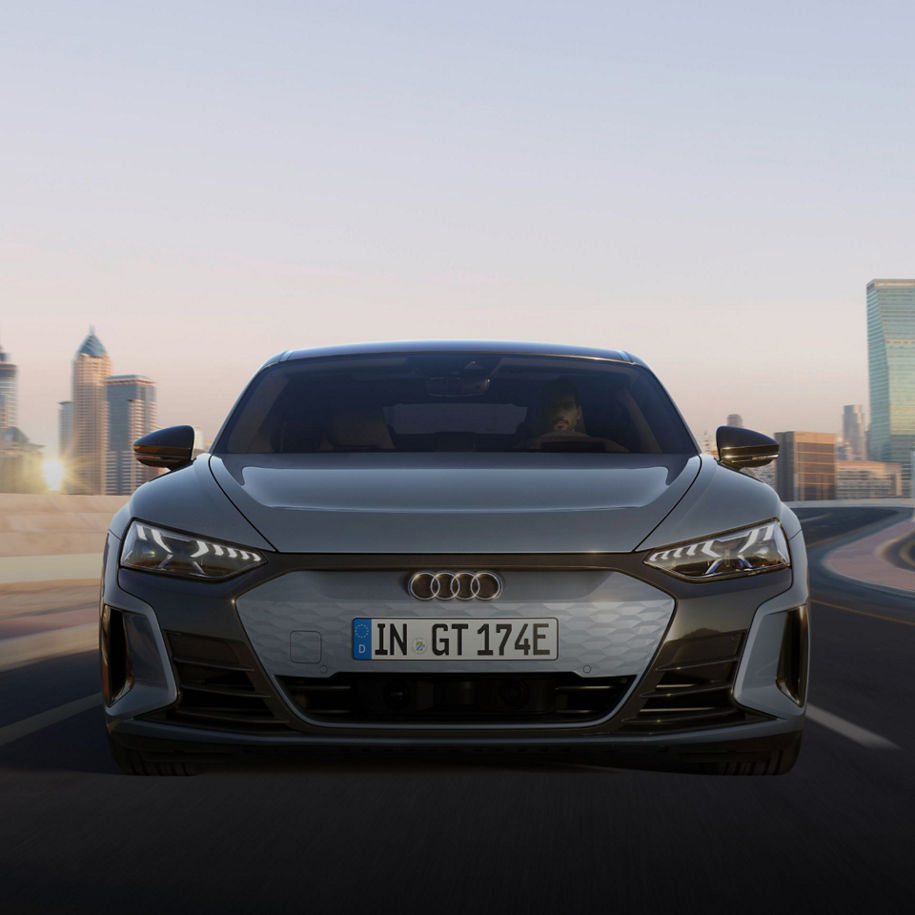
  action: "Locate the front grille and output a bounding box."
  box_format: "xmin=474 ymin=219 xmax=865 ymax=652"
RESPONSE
xmin=616 ymin=630 xmax=770 ymax=734
xmin=278 ymin=672 xmax=635 ymax=725
xmin=143 ymin=632 xmax=293 ymax=733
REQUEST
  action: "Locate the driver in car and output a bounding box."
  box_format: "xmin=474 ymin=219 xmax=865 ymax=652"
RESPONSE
xmin=520 ymin=379 xmax=591 ymax=449
xmin=525 ymin=379 xmax=628 ymax=452
xmin=542 ymin=379 xmax=585 ymax=434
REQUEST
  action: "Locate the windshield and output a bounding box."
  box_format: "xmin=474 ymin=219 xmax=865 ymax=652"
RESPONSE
xmin=215 ymin=352 xmax=697 ymax=455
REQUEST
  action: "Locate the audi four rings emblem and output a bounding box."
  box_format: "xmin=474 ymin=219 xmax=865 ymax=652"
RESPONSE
xmin=407 ymin=571 xmax=502 ymax=601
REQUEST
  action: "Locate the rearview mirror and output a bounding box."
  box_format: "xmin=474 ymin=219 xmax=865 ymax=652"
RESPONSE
xmin=716 ymin=426 xmax=779 ymax=470
xmin=133 ymin=425 xmax=198 ymax=470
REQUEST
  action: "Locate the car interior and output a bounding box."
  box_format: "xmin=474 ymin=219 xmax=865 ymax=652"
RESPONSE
xmin=220 ymin=356 xmax=695 ymax=455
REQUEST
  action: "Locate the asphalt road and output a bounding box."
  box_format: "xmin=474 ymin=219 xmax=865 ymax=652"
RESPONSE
xmin=1 ymin=508 xmax=913 ymax=914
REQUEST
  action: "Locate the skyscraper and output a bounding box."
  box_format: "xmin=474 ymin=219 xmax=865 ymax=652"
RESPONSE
xmin=842 ymin=405 xmax=866 ymax=462
xmin=774 ymin=432 xmax=837 ymax=501
xmin=0 ymin=340 xmax=17 ymax=431
xmin=867 ymin=279 xmax=915 ymax=495
xmin=106 ymin=375 xmax=157 ymax=494
xmin=59 ymin=401 xmax=72 ymax=460
xmin=69 ymin=327 xmax=112 ymax=494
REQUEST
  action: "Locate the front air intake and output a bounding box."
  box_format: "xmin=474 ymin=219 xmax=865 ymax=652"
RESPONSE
xmin=100 ymin=605 xmax=132 ymax=704
xmin=776 ymin=606 xmax=808 ymax=705
xmin=278 ymin=672 xmax=635 ymax=725
xmin=142 ymin=632 xmax=293 ymax=733
xmin=617 ymin=630 xmax=771 ymax=734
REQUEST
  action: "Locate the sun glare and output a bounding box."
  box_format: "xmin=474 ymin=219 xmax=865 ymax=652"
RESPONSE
xmin=43 ymin=459 xmax=64 ymax=492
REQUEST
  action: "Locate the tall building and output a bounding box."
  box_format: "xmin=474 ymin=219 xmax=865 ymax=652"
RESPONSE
xmin=0 ymin=340 xmax=45 ymax=493
xmin=726 ymin=414 xmax=744 ymax=428
xmin=841 ymin=405 xmax=866 ymax=462
xmin=106 ymin=375 xmax=157 ymax=494
xmin=774 ymin=432 xmax=837 ymax=501
xmin=0 ymin=340 xmax=17 ymax=430
xmin=867 ymin=279 xmax=915 ymax=495
xmin=69 ymin=327 xmax=112 ymax=494
xmin=59 ymin=401 xmax=72 ymax=459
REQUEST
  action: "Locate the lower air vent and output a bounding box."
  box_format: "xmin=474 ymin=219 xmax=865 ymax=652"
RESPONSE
xmin=617 ymin=630 xmax=770 ymax=734
xmin=142 ymin=632 xmax=293 ymax=733
xmin=777 ymin=607 xmax=808 ymax=706
xmin=278 ymin=673 xmax=635 ymax=725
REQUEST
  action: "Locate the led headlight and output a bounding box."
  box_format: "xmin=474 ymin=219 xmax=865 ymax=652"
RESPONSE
xmin=644 ymin=521 xmax=790 ymax=582
xmin=120 ymin=521 xmax=265 ymax=581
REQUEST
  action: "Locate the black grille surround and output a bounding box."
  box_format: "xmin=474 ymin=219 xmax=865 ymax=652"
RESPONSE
xmin=143 ymin=627 xmax=772 ymax=736
xmin=145 ymin=631 xmax=637 ymax=731
xmin=277 ymin=672 xmax=635 ymax=726
xmin=140 ymin=622 xmax=773 ymax=736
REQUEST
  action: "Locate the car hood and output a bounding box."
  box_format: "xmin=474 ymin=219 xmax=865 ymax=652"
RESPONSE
xmin=208 ymin=453 xmax=702 ymax=553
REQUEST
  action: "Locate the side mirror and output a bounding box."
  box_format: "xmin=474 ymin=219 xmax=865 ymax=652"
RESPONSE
xmin=133 ymin=425 xmax=198 ymax=470
xmin=716 ymin=426 xmax=779 ymax=470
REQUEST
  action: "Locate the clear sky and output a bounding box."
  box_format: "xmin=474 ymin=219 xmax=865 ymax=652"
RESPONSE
xmin=3 ymin=1 xmax=914 ymax=455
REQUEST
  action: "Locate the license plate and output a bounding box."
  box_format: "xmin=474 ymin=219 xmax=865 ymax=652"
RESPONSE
xmin=352 ymin=618 xmax=558 ymax=661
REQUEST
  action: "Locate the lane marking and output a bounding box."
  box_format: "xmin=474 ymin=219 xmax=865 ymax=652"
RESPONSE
xmin=0 ymin=693 xmax=102 ymax=748
xmin=806 ymin=704 xmax=899 ymax=750
xmin=812 ymin=598 xmax=915 ymax=627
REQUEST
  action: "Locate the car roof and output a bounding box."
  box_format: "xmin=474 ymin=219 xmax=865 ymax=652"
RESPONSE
xmin=263 ymin=341 xmax=647 ymax=369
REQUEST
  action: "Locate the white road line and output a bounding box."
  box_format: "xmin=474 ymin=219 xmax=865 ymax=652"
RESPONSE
xmin=0 ymin=693 xmax=102 ymax=748
xmin=806 ymin=704 xmax=899 ymax=750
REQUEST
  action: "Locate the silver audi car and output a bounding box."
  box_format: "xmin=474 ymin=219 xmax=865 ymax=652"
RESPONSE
xmin=101 ymin=342 xmax=808 ymax=775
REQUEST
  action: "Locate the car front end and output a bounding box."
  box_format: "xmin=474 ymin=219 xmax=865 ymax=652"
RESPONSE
xmin=101 ymin=343 xmax=808 ymax=775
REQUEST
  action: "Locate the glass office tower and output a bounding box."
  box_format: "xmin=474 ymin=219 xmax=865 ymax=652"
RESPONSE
xmin=0 ymin=341 xmax=17 ymax=431
xmin=59 ymin=401 xmax=72 ymax=460
xmin=842 ymin=405 xmax=866 ymax=462
xmin=106 ymin=375 xmax=157 ymax=494
xmin=774 ymin=431 xmax=837 ymax=501
xmin=70 ymin=328 xmax=112 ymax=494
xmin=867 ymin=279 xmax=915 ymax=495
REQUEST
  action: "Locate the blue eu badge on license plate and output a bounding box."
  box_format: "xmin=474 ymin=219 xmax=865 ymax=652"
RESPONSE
xmin=352 ymin=618 xmax=372 ymax=659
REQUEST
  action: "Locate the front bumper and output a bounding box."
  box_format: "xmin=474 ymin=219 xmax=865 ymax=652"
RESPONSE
xmin=101 ymin=529 xmax=809 ymax=766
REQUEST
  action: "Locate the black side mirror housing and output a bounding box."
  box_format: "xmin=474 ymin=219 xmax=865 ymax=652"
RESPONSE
xmin=133 ymin=425 xmax=198 ymax=470
xmin=716 ymin=426 xmax=779 ymax=470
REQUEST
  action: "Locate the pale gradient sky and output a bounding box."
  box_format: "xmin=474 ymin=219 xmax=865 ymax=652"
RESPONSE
xmin=3 ymin=1 xmax=913 ymax=456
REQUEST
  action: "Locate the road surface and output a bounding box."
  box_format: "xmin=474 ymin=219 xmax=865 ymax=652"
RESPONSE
xmin=0 ymin=507 xmax=911 ymax=913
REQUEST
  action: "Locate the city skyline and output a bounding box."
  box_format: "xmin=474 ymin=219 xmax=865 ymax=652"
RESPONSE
xmin=0 ymin=329 xmax=160 ymax=494
xmin=0 ymin=306 xmax=887 ymax=464
xmin=0 ymin=277 xmax=885 ymax=458
xmin=0 ymin=298 xmax=909 ymax=501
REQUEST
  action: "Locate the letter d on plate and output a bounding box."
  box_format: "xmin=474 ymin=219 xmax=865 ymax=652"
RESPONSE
xmin=352 ymin=618 xmax=372 ymax=660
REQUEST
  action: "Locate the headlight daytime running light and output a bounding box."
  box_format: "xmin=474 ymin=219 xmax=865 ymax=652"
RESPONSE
xmin=644 ymin=521 xmax=790 ymax=582
xmin=120 ymin=521 xmax=265 ymax=580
